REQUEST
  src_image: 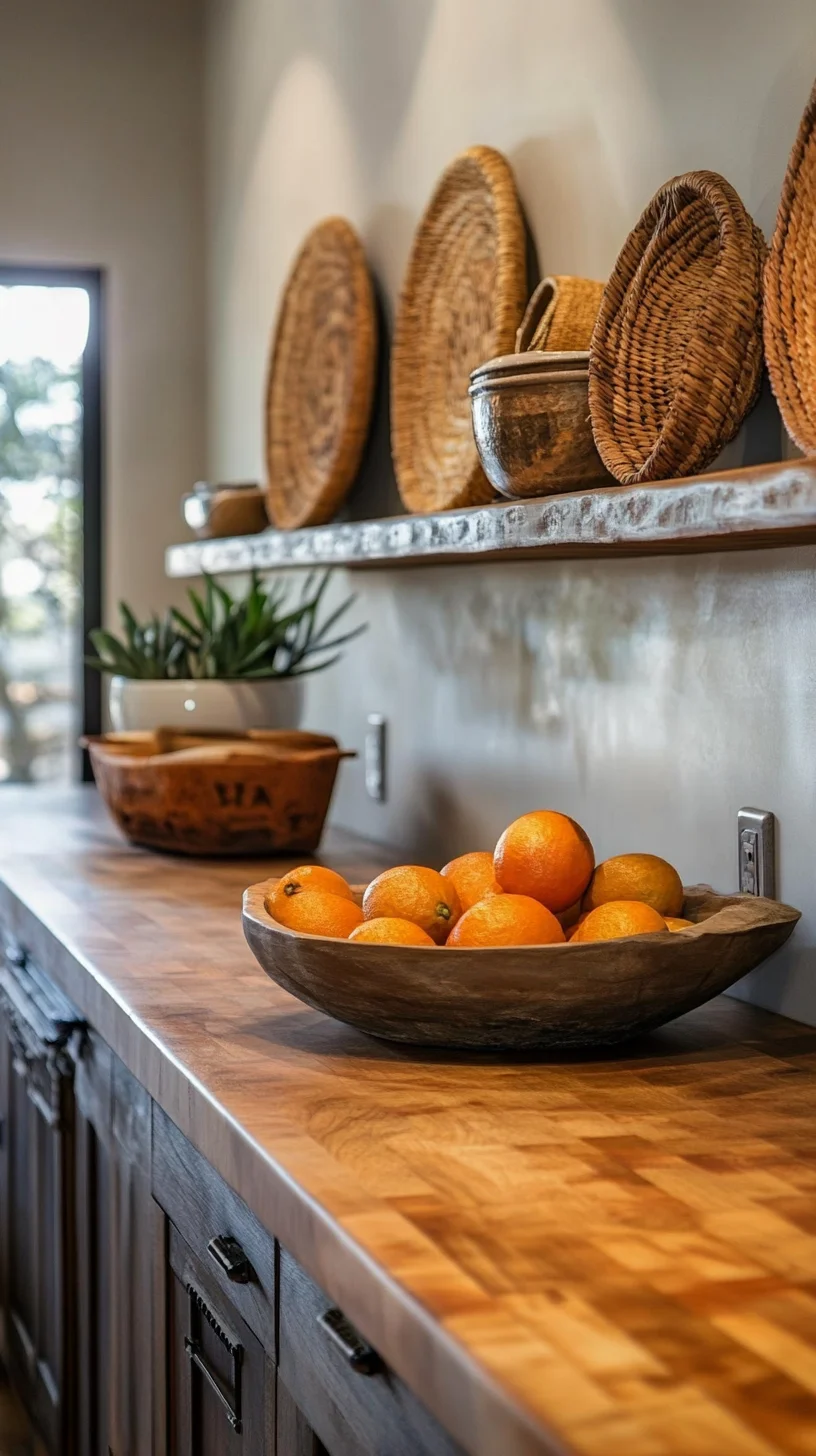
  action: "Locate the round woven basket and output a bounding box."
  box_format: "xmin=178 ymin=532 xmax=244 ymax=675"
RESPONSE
xmin=265 ymin=218 xmax=378 ymax=531
xmin=589 ymin=171 xmax=766 ymax=486
xmin=516 ymin=275 xmax=605 ymax=354
xmin=391 ymin=145 xmax=529 ymax=514
xmin=764 ymin=77 xmax=816 ymax=453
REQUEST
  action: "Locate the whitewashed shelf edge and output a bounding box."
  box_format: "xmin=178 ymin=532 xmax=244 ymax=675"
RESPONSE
xmin=165 ymin=458 xmax=816 ymax=577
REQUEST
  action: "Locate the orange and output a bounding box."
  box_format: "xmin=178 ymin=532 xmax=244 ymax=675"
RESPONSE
xmin=441 ymin=852 xmax=503 ymax=912
xmin=494 ymin=810 xmax=594 ymax=913
xmin=665 ymin=917 xmax=694 ymax=932
xmin=266 ymin=864 xmax=353 ymax=921
xmin=271 ymin=889 xmax=363 ymax=939
xmin=446 ymin=894 xmax=565 ymax=948
xmin=349 ymin=917 xmax=436 ymax=947
xmin=582 ymin=854 xmax=683 ymax=918
xmin=570 ymin=900 xmax=667 ymax=943
xmin=363 ymin=866 xmax=460 ymax=945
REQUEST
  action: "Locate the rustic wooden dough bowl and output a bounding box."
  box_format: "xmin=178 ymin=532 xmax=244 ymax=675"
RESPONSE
xmin=87 ymin=730 xmax=353 ymax=858
xmin=243 ymin=883 xmax=799 ymax=1050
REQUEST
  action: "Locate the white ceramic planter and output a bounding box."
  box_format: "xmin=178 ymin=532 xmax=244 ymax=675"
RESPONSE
xmin=108 ymin=677 xmax=303 ymax=734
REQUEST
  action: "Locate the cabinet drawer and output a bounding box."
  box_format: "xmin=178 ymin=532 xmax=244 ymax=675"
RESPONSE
xmin=152 ymin=1104 xmax=276 ymax=1355
xmin=167 ymin=1221 xmax=273 ymax=1452
xmin=279 ymin=1249 xmax=462 ymax=1456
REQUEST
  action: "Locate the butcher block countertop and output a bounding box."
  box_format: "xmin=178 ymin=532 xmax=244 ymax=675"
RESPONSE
xmin=2 ymin=789 xmax=816 ymax=1456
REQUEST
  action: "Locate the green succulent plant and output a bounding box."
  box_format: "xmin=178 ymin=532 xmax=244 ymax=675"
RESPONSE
xmin=86 ymin=570 xmax=365 ymax=681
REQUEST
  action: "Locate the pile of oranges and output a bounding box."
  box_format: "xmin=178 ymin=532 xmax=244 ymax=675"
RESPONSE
xmin=265 ymin=810 xmax=694 ymax=949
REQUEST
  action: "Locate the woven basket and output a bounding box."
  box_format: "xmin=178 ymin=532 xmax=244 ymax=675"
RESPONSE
xmin=265 ymin=218 xmax=378 ymax=531
xmin=516 ymin=275 xmax=605 ymax=353
xmin=391 ymin=146 xmax=529 ymax=514
xmin=764 ymin=77 xmax=816 ymax=453
xmin=589 ymin=171 xmax=766 ymax=485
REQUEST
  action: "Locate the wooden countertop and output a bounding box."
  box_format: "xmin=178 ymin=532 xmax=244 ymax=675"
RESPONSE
xmin=1 ymin=788 xmax=816 ymax=1456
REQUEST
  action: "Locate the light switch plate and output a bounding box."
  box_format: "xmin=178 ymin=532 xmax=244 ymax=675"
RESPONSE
xmin=365 ymin=714 xmax=386 ymax=802
xmin=737 ymin=808 xmax=775 ymax=898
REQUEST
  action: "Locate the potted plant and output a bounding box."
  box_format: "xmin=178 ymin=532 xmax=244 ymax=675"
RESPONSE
xmin=87 ymin=570 xmax=364 ymax=733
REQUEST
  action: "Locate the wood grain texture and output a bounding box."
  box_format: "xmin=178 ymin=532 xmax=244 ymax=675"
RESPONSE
xmin=3 ymin=791 xmax=816 ymax=1455
xmin=279 ymin=1247 xmax=463 ymax=1456
xmin=244 ymin=883 xmax=799 ymax=1050
xmin=165 ymin=457 xmax=816 ymax=578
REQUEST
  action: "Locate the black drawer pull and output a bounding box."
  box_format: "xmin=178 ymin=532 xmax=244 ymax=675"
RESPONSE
xmin=317 ymin=1307 xmax=382 ymax=1375
xmin=185 ymin=1337 xmax=242 ymax=1431
xmin=185 ymin=1280 xmax=243 ymax=1431
xmin=207 ymin=1234 xmax=254 ymax=1284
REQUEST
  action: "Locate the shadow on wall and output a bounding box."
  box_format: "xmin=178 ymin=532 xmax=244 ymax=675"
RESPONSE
xmin=343 ymin=208 xmax=409 ymax=522
xmin=510 ymin=129 xmax=630 ymax=280
xmin=603 ymin=0 xmax=816 ymax=226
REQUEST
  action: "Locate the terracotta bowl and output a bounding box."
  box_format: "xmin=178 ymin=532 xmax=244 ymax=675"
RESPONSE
xmin=469 ymin=350 xmax=611 ymax=500
xmin=182 ymin=481 xmax=269 ymax=539
xmin=243 ymin=883 xmax=800 ymax=1051
xmin=86 ymin=730 xmax=353 ymax=858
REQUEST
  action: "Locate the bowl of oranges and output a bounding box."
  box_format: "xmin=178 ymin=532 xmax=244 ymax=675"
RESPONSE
xmin=242 ymin=809 xmax=799 ymax=1050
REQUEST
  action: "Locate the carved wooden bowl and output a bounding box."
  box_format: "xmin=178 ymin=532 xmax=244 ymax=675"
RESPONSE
xmin=86 ymin=730 xmax=353 ymax=858
xmin=243 ymin=884 xmax=799 ymax=1050
xmin=469 ymin=351 xmax=611 ymax=500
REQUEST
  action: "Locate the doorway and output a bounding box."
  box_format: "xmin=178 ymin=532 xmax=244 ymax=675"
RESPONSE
xmin=0 ymin=266 xmax=102 ymax=782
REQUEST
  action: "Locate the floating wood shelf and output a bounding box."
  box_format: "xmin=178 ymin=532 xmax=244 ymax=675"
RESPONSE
xmin=165 ymin=458 xmax=816 ymax=577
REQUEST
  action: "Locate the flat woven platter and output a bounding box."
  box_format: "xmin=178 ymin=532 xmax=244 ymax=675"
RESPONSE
xmin=391 ymin=145 xmax=529 ymax=514
xmin=589 ymin=171 xmax=766 ymax=485
xmin=265 ymin=217 xmax=378 ymax=531
xmin=764 ymin=77 xmax=816 ymax=452
xmin=243 ymin=884 xmax=799 ymax=1051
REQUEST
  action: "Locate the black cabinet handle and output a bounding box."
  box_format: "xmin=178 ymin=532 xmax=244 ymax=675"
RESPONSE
xmin=207 ymin=1234 xmax=254 ymax=1284
xmin=317 ymin=1308 xmax=382 ymax=1375
xmin=184 ymin=1337 xmax=242 ymax=1431
xmin=185 ymin=1280 xmax=243 ymax=1431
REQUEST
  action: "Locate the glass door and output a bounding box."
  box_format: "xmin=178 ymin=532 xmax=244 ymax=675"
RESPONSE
xmin=0 ymin=268 xmax=102 ymax=782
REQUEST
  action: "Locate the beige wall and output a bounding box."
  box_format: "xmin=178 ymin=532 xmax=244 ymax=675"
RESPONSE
xmin=205 ymin=0 xmax=816 ymax=1023
xmin=0 ymin=0 xmax=206 ymax=621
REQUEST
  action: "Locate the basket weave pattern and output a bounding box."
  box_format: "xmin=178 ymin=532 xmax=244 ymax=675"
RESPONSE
xmin=764 ymin=77 xmax=816 ymax=453
xmin=589 ymin=171 xmax=766 ymax=485
xmin=516 ymin=275 xmax=605 ymax=354
xmin=265 ymin=218 xmax=377 ymax=531
xmin=391 ymin=146 xmax=528 ymax=514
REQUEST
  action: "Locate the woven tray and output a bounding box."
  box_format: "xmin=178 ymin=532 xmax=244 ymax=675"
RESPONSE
xmin=391 ymin=145 xmax=529 ymax=514
xmin=516 ymin=275 xmax=605 ymax=353
xmin=764 ymin=77 xmax=816 ymax=453
xmin=265 ymin=218 xmax=378 ymax=530
xmin=589 ymin=171 xmax=766 ymax=485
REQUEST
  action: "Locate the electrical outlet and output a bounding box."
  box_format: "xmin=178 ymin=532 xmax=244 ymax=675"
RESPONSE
xmin=365 ymin=714 xmax=386 ymax=802
xmin=737 ymin=808 xmax=776 ymax=898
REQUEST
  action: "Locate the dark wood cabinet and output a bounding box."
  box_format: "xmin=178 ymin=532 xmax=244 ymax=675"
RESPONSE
xmin=279 ymin=1250 xmax=460 ymax=1456
xmin=0 ymin=955 xmax=461 ymax=1456
xmin=276 ymin=1379 xmax=329 ymax=1456
xmin=73 ymin=1029 xmax=154 ymax=1456
xmin=163 ymin=1214 xmax=274 ymax=1454
xmin=0 ymin=944 xmax=83 ymax=1454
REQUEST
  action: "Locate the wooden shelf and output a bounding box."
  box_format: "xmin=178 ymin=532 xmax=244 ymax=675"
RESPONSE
xmin=165 ymin=458 xmax=816 ymax=577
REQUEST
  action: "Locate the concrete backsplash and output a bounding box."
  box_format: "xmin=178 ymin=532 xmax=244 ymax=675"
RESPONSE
xmin=204 ymin=0 xmax=816 ymax=1023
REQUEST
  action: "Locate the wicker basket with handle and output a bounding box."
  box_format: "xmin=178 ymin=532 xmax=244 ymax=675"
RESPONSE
xmin=391 ymin=145 xmax=529 ymax=514
xmin=764 ymin=76 xmax=816 ymax=453
xmin=516 ymin=275 xmax=605 ymax=354
xmin=589 ymin=171 xmax=766 ymax=486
